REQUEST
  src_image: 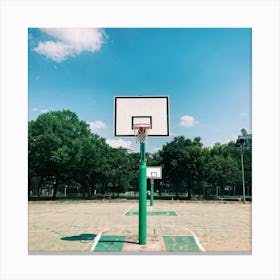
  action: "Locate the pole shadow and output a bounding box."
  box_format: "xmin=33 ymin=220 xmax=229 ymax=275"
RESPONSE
xmin=97 ymin=239 xmax=138 ymax=245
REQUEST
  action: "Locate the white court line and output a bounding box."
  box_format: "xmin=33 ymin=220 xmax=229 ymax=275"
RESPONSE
xmin=160 ymin=224 xmax=206 ymax=252
xmin=174 ymin=210 xmax=181 ymax=216
xmin=90 ymin=232 xmax=102 ymax=251
xmin=184 ymin=227 xmax=206 ymax=252
xmin=90 ymin=227 xmax=111 ymax=252
xmin=122 ymin=203 xmax=136 ymax=216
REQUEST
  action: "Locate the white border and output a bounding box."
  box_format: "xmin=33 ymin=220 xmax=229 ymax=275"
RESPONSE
xmin=1 ymin=0 xmax=279 ymax=280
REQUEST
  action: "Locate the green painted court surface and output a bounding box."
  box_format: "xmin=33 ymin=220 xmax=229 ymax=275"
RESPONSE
xmin=125 ymin=211 xmax=178 ymax=216
xmin=93 ymin=235 xmax=200 ymax=252
xmin=93 ymin=235 xmax=126 ymax=252
xmin=163 ymin=236 xmax=200 ymax=252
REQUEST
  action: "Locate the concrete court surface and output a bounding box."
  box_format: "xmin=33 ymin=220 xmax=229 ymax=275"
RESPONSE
xmin=28 ymin=200 xmax=251 ymax=253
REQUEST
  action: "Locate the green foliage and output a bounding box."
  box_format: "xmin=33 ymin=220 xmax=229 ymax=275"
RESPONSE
xmin=159 ymin=136 xmax=251 ymax=198
xmin=28 ymin=110 xmax=139 ymax=199
xmin=28 ymin=110 xmax=252 ymax=200
xmin=160 ymin=136 xmax=206 ymax=198
xmin=205 ymin=155 xmax=239 ymax=187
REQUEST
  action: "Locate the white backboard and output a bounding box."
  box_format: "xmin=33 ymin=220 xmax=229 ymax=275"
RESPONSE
xmin=114 ymin=96 xmax=169 ymax=136
xmin=146 ymin=166 xmax=162 ymax=179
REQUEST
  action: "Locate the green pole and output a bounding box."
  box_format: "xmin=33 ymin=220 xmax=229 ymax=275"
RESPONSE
xmin=150 ymin=179 xmax=154 ymax=207
xmin=139 ymin=142 xmax=147 ymax=245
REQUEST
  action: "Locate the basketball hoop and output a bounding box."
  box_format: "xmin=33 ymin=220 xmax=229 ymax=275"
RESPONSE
xmin=133 ymin=123 xmax=150 ymax=143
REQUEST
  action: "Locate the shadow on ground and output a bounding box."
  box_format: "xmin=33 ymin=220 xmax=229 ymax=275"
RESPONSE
xmin=61 ymin=234 xmax=97 ymax=241
xmin=97 ymin=239 xmax=138 ymax=245
xmin=61 ymin=233 xmax=139 ymax=245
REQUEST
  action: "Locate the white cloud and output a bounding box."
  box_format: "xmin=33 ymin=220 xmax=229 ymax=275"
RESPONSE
xmin=152 ymin=146 xmax=162 ymax=153
xmin=34 ymin=28 xmax=106 ymax=62
xmin=179 ymin=115 xmax=199 ymax=127
xmin=34 ymin=40 xmax=73 ymax=62
xmin=87 ymin=120 xmax=107 ymax=131
xmin=106 ymin=139 xmax=132 ymax=149
xmin=31 ymin=107 xmax=48 ymax=114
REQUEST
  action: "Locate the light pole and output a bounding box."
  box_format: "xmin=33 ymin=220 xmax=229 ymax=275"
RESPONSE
xmin=240 ymin=144 xmax=246 ymax=203
xmin=150 ymin=178 xmax=154 ymax=206
xmin=236 ymin=129 xmax=248 ymax=204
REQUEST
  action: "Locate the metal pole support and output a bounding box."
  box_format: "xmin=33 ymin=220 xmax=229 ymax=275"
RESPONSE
xmin=150 ymin=179 xmax=154 ymax=207
xmin=139 ymin=142 xmax=147 ymax=244
xmin=241 ymin=146 xmax=246 ymax=204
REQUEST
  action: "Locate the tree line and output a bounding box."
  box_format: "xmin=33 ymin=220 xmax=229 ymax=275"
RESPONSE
xmin=28 ymin=110 xmax=251 ymax=200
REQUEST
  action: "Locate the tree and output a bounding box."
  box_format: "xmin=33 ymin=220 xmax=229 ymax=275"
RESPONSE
xmin=108 ymin=148 xmax=137 ymax=197
xmin=28 ymin=110 xmax=91 ymax=199
xmin=182 ymin=143 xmax=207 ymax=199
xmin=205 ymin=155 xmax=239 ymax=189
xmin=160 ymin=136 xmax=205 ymax=199
xmin=209 ymin=142 xmax=252 ymax=196
xmin=29 ymin=113 xmax=252 ymax=201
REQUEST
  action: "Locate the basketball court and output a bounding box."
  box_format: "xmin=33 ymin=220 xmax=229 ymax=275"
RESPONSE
xmin=28 ymin=96 xmax=252 ymax=253
xmin=28 ymin=200 xmax=251 ymax=253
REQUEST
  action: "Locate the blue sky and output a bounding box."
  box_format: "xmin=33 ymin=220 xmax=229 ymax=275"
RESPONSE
xmin=28 ymin=28 xmax=251 ymax=153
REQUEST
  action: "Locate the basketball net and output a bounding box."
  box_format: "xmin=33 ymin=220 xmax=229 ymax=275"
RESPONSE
xmin=133 ymin=124 xmax=150 ymax=143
